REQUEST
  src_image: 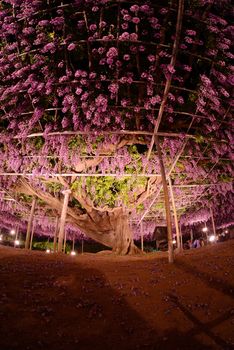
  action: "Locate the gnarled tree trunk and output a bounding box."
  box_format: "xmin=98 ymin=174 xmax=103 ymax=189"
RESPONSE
xmin=16 ymin=179 xmax=140 ymax=255
xmin=68 ymin=208 xmax=139 ymax=255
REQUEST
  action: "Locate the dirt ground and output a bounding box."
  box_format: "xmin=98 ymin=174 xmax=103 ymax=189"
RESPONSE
xmin=0 ymin=241 xmax=233 ymax=350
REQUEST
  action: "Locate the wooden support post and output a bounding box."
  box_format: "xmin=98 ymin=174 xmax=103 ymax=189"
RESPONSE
xmin=58 ymin=190 xmax=71 ymax=253
xmin=63 ymin=229 xmax=67 ymax=253
xmin=210 ymin=208 xmax=217 ymax=236
xmin=140 ymin=221 xmax=144 ymax=252
xmin=14 ymin=225 xmax=19 ymax=248
xmin=168 ymin=177 xmax=181 ymax=251
xmin=30 ymin=221 xmax=35 ymax=250
xmin=190 ymin=229 xmax=193 ymax=243
xmin=81 ymin=239 xmax=84 ymax=254
xmin=15 ymin=225 xmax=19 ymax=240
xmin=72 ymin=235 xmax=75 ymax=251
xmin=53 ymin=216 xmax=59 ymax=253
xmin=25 ymin=197 xmax=37 ymax=249
xmin=155 ymin=135 xmax=174 ymax=263
xmin=179 ymin=221 xmax=183 ymax=250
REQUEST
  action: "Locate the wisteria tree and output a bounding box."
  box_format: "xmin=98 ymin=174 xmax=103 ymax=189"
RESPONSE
xmin=0 ymin=0 xmax=233 ymax=254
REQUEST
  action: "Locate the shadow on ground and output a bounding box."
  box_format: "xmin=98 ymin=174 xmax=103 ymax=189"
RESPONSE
xmin=0 ymin=253 xmax=221 ymax=350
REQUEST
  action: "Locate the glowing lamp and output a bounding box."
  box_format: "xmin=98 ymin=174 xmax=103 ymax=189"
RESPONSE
xmin=10 ymin=229 xmax=16 ymax=235
xmin=71 ymin=251 xmax=76 ymax=256
xmin=208 ymin=235 xmax=216 ymax=242
xmin=202 ymin=227 xmax=208 ymax=232
xmin=225 ymin=230 xmax=228 ymax=233
xmin=0 ymin=235 xmax=2 ymax=241
xmin=172 ymin=239 xmax=176 ymax=244
xmin=46 ymin=249 xmax=51 ymax=254
xmin=14 ymin=240 xmax=20 ymax=246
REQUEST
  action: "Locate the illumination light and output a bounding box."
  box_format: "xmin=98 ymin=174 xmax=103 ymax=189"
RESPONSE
xmin=202 ymin=227 xmax=208 ymax=232
xmin=46 ymin=249 xmax=51 ymax=253
xmin=172 ymin=239 xmax=176 ymax=244
xmin=0 ymin=235 xmax=2 ymax=241
xmin=14 ymin=240 xmax=20 ymax=246
xmin=225 ymin=230 xmax=228 ymax=233
xmin=10 ymin=229 xmax=16 ymax=235
xmin=71 ymin=251 xmax=76 ymax=256
xmin=208 ymin=235 xmax=216 ymax=242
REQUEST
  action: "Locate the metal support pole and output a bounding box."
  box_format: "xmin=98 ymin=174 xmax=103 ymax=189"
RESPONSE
xmin=57 ymin=190 xmax=71 ymax=253
xmin=25 ymin=197 xmax=37 ymax=249
xmin=155 ymin=135 xmax=174 ymax=263
xmin=168 ymin=177 xmax=181 ymax=251
xmin=53 ymin=216 xmax=59 ymax=252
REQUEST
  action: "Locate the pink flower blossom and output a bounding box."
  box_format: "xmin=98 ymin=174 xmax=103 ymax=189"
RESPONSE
xmin=67 ymin=43 xmax=76 ymax=51
xmin=123 ymin=54 xmax=130 ymax=61
xmin=108 ymin=83 xmax=119 ymax=94
xmin=132 ymin=17 xmax=140 ymax=24
xmin=123 ymin=14 xmax=131 ymax=21
xmin=148 ymin=55 xmax=155 ymax=62
xmin=177 ymin=96 xmax=184 ymax=104
xmin=130 ymin=33 xmax=138 ymax=41
xmin=89 ymin=24 xmax=97 ymax=31
xmin=186 ymin=30 xmax=196 ymax=36
xmin=130 ymin=5 xmax=140 ymax=13
xmin=140 ymin=5 xmax=150 ymax=12
xmin=121 ymin=23 xmax=128 ymax=30
xmin=75 ymin=88 xmax=82 ymax=95
xmin=167 ymin=65 xmax=176 ymax=74
xmin=106 ymin=47 xmax=118 ymax=58
xmin=150 ymin=95 xmax=161 ymax=105
xmin=119 ymin=32 xmax=130 ymax=41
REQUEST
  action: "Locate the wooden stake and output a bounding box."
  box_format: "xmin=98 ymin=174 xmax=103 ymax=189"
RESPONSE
xmin=57 ymin=190 xmax=71 ymax=253
xmin=168 ymin=177 xmax=181 ymax=251
xmin=25 ymin=197 xmax=36 ymax=249
xmin=81 ymin=239 xmax=84 ymax=254
xmin=155 ymin=135 xmax=174 ymax=263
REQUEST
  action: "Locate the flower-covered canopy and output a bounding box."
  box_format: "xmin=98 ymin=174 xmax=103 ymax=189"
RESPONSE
xmin=0 ymin=0 xmax=233 ymax=240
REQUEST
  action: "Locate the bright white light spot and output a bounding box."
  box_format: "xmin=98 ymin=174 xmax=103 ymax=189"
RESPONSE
xmin=225 ymin=230 xmax=228 ymax=233
xmin=0 ymin=235 xmax=2 ymax=241
xmin=14 ymin=240 xmax=20 ymax=246
xmin=46 ymin=249 xmax=51 ymax=253
xmin=71 ymin=251 xmax=76 ymax=256
xmin=202 ymin=227 xmax=208 ymax=232
xmin=208 ymin=235 xmax=216 ymax=242
xmin=172 ymin=239 xmax=176 ymax=244
xmin=10 ymin=229 xmax=16 ymax=235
